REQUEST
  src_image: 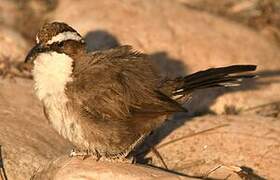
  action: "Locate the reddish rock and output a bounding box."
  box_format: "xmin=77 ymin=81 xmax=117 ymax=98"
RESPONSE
xmin=147 ymin=115 xmax=280 ymax=180
xmin=0 ymin=26 xmax=28 ymax=61
xmin=32 ymin=156 xmax=192 ymax=180
xmin=0 ymin=79 xmax=72 ymax=180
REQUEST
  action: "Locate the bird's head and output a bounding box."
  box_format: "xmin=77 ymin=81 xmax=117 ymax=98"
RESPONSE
xmin=24 ymin=22 xmax=85 ymax=64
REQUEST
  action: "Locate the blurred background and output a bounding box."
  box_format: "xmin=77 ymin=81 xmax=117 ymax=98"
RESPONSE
xmin=1 ymin=0 xmax=280 ymax=45
xmin=0 ymin=0 xmax=279 ymax=180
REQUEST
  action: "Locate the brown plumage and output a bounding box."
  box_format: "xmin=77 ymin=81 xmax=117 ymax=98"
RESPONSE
xmin=25 ymin=22 xmax=257 ymax=159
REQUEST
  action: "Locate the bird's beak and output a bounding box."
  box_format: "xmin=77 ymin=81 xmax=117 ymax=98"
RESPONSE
xmin=24 ymin=43 xmax=44 ymax=64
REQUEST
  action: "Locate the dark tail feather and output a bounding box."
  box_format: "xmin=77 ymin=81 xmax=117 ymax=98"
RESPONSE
xmin=173 ymin=65 xmax=257 ymax=96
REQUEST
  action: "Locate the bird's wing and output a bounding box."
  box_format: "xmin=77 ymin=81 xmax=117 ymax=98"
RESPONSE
xmin=66 ymin=46 xmax=184 ymax=122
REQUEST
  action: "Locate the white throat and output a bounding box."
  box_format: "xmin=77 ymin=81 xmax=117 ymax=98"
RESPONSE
xmin=33 ymin=51 xmax=73 ymax=101
xmin=32 ymin=51 xmax=85 ymax=143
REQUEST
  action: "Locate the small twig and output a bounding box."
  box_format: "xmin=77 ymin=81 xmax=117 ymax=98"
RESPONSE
xmin=151 ymin=147 xmax=168 ymax=169
xmin=157 ymin=124 xmax=230 ymax=149
xmin=135 ymin=124 xmax=229 ymax=160
xmin=204 ymin=165 xmax=223 ymax=177
xmin=146 ymin=164 xmax=221 ymax=180
xmin=0 ymin=146 xmax=8 ymax=180
xmin=241 ymin=101 xmax=280 ymax=112
xmin=204 ymin=165 xmax=267 ymax=180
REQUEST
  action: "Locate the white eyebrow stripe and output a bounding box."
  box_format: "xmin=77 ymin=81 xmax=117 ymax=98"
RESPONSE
xmin=36 ymin=34 xmax=40 ymax=43
xmin=46 ymin=31 xmax=82 ymax=45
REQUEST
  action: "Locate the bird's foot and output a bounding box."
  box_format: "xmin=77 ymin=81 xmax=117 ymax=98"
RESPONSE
xmin=122 ymin=155 xmax=137 ymax=164
xmin=105 ymin=156 xmax=135 ymax=164
xmin=69 ymin=149 xmax=94 ymax=160
xmin=69 ymin=148 xmax=105 ymax=161
xmin=69 ymin=149 xmax=135 ymax=164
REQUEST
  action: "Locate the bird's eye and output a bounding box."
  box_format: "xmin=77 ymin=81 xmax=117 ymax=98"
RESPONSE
xmin=57 ymin=42 xmax=64 ymax=48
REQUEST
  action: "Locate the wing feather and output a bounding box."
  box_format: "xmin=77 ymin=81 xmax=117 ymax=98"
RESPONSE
xmin=66 ymin=46 xmax=183 ymax=123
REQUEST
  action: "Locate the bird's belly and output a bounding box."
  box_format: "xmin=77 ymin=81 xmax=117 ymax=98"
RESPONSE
xmin=42 ymin=95 xmax=90 ymax=148
xmin=42 ymin=95 xmax=131 ymax=156
xmin=42 ymin=95 xmax=165 ymax=158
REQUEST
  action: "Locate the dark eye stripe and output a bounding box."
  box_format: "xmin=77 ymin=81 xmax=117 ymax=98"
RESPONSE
xmin=49 ymin=41 xmax=64 ymax=50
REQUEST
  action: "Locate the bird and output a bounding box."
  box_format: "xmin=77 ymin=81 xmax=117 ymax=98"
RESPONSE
xmin=24 ymin=22 xmax=257 ymax=160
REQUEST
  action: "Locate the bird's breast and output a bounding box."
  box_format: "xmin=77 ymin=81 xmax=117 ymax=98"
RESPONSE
xmin=33 ymin=51 xmax=73 ymax=101
xmin=32 ymin=52 xmax=87 ymax=146
xmin=42 ymin=94 xmax=87 ymax=146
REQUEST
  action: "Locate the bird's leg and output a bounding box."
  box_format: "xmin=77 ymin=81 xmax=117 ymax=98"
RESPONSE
xmin=94 ymin=149 xmax=101 ymax=161
xmin=69 ymin=149 xmax=136 ymax=164
xmin=127 ymin=156 xmax=137 ymax=164
xmin=104 ymin=156 xmax=134 ymax=164
xmin=82 ymin=149 xmax=91 ymax=160
xmin=69 ymin=149 xmax=104 ymax=161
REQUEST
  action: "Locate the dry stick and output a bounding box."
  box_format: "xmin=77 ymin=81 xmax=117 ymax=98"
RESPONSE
xmin=157 ymin=124 xmax=230 ymax=149
xmin=205 ymin=164 xmax=269 ymax=180
xmin=151 ymin=147 xmax=168 ymax=169
xmin=135 ymin=123 xmax=229 ymax=178
xmin=0 ymin=146 xmax=8 ymax=180
xmin=204 ymin=165 xmax=225 ymax=178
xmin=241 ymin=100 xmax=280 ymax=112
xmin=148 ymin=124 xmax=229 ymax=176
xmin=137 ymin=124 xmax=229 ymax=162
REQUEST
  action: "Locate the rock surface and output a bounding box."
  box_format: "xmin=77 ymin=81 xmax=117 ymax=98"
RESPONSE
xmin=147 ymin=114 xmax=280 ymax=180
xmin=0 ymin=0 xmax=19 ymax=28
xmin=32 ymin=156 xmax=192 ymax=180
xmin=0 ymin=78 xmax=72 ymax=180
xmin=0 ymin=26 xmax=28 ymax=61
xmin=30 ymin=114 xmax=280 ymax=180
xmin=52 ymin=0 xmax=280 ymax=115
xmin=0 ymin=0 xmax=58 ymax=42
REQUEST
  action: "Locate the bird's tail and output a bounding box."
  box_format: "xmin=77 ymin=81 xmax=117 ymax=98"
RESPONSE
xmin=171 ymin=65 xmax=257 ymax=99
